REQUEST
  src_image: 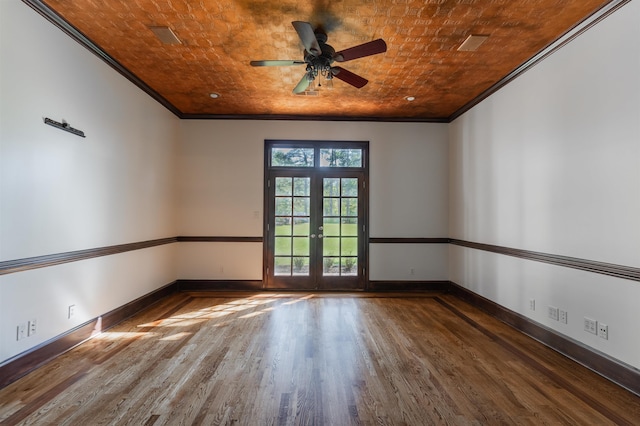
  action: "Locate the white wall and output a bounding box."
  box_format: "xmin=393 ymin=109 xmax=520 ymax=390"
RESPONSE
xmin=0 ymin=2 xmax=179 ymax=363
xmin=449 ymin=1 xmax=640 ymax=368
xmin=177 ymin=120 xmax=449 ymax=281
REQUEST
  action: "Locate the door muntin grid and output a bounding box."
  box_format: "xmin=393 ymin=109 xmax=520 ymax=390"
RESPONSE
xmin=274 ymin=177 xmax=311 ymax=276
xmin=321 ymin=177 xmax=358 ymax=276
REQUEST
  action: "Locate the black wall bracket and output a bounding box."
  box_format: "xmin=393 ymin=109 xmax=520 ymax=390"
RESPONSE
xmin=44 ymin=117 xmax=85 ymax=138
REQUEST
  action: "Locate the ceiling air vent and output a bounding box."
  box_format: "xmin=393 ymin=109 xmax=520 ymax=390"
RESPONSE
xmin=148 ymin=26 xmax=182 ymax=45
xmin=457 ymin=35 xmax=489 ymax=52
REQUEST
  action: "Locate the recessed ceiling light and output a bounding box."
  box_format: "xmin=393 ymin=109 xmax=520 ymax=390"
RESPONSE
xmin=209 ymin=92 xmax=221 ymax=99
xmin=404 ymin=96 xmax=416 ymax=102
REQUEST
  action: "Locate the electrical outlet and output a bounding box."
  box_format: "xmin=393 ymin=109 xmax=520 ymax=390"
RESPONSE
xmin=584 ymin=317 xmax=597 ymax=334
xmin=16 ymin=323 xmax=27 ymax=341
xmin=529 ymin=299 xmax=535 ymax=311
xmin=68 ymin=304 xmax=76 ymax=319
xmin=598 ymin=323 xmax=608 ymax=340
xmin=28 ymin=319 xmax=37 ymax=336
xmin=548 ymin=306 xmax=559 ymax=321
xmin=559 ymin=310 xmax=567 ymax=324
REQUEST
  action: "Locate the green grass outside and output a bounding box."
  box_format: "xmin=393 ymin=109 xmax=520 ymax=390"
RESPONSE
xmin=275 ymin=223 xmax=358 ymax=256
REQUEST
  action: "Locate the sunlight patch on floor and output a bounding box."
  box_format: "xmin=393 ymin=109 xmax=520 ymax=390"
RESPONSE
xmin=95 ymin=331 xmax=157 ymax=340
xmin=159 ymin=331 xmax=193 ymax=341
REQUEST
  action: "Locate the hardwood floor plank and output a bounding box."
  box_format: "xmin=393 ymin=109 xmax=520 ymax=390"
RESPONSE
xmin=0 ymin=371 xmax=88 ymax=425
xmin=436 ymin=295 xmax=640 ymax=424
xmin=1 ymin=292 xmax=639 ymax=425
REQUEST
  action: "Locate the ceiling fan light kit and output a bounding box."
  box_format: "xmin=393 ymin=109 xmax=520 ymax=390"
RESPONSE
xmin=251 ymin=21 xmax=387 ymax=94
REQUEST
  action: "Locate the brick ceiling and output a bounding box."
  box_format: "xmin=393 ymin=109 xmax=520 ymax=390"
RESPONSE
xmin=32 ymin=0 xmax=613 ymax=121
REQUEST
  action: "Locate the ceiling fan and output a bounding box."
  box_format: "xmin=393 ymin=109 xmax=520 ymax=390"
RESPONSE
xmin=250 ymin=21 xmax=387 ymax=94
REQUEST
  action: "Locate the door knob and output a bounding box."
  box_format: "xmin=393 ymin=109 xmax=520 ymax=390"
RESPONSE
xmin=319 ymin=226 xmax=324 ymax=231
xmin=310 ymin=234 xmax=316 ymax=238
xmin=318 ymin=234 xmax=324 ymax=239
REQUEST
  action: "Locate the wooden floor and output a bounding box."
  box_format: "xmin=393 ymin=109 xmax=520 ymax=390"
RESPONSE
xmin=0 ymin=292 xmax=638 ymax=425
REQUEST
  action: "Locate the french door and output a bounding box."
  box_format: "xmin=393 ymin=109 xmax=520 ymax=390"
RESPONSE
xmin=264 ymin=141 xmax=368 ymax=290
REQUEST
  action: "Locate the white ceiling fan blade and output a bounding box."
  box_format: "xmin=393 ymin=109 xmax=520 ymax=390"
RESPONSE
xmin=292 ymin=74 xmax=311 ymax=94
xmin=292 ymin=21 xmax=322 ymax=56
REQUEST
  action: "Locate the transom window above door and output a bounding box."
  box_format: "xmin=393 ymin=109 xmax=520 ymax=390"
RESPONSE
xmin=270 ymin=146 xmax=364 ymax=168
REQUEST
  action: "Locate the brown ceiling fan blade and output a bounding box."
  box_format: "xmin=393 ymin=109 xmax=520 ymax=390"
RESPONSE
xmin=292 ymin=21 xmax=322 ymax=56
xmin=331 ymin=67 xmax=368 ymax=88
xmin=293 ymin=74 xmax=311 ymax=94
xmin=250 ymin=60 xmax=306 ymax=66
xmin=334 ymin=39 xmax=387 ymax=62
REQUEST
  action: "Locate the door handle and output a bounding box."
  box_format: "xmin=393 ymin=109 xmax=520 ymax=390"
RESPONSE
xmin=318 ymin=234 xmax=323 ymax=239
xmin=310 ymin=234 xmax=316 ymax=239
xmin=318 ymin=226 xmax=324 ymax=231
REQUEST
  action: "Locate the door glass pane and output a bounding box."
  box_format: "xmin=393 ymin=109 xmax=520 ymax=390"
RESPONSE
xmin=320 ymin=149 xmax=362 ymax=167
xmin=323 ymin=198 xmax=340 ymax=216
xmin=323 ymin=237 xmax=339 ymax=256
xmin=275 ymin=177 xmax=292 ymax=195
xmin=323 ymin=178 xmax=340 ymax=196
xmin=323 ymin=217 xmax=340 ymax=236
xmin=274 ymin=237 xmax=292 ymax=255
xmin=293 ymin=197 xmax=310 ymax=216
xmin=272 ymin=148 xmax=314 ymax=167
xmin=274 ymin=257 xmax=291 ymax=275
xmin=293 ymin=217 xmax=309 ymax=235
xmin=341 ymin=257 xmax=358 ymax=276
xmin=341 ymin=178 xmax=358 ymax=196
xmin=275 ymin=198 xmax=292 ymax=216
xmin=292 ymin=257 xmax=309 ymax=276
xmin=275 ymin=217 xmax=291 ymax=235
xmin=341 ymin=198 xmax=357 ymax=216
xmin=293 ymin=237 xmax=309 ymax=256
xmin=341 ymin=238 xmax=357 ymax=256
xmin=341 ymin=218 xmax=357 ymax=236
xmin=323 ymin=257 xmax=339 ymax=276
xmin=293 ymin=177 xmax=311 ymax=196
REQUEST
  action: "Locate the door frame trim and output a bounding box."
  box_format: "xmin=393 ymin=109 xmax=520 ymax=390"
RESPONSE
xmin=263 ymin=140 xmax=370 ymax=290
